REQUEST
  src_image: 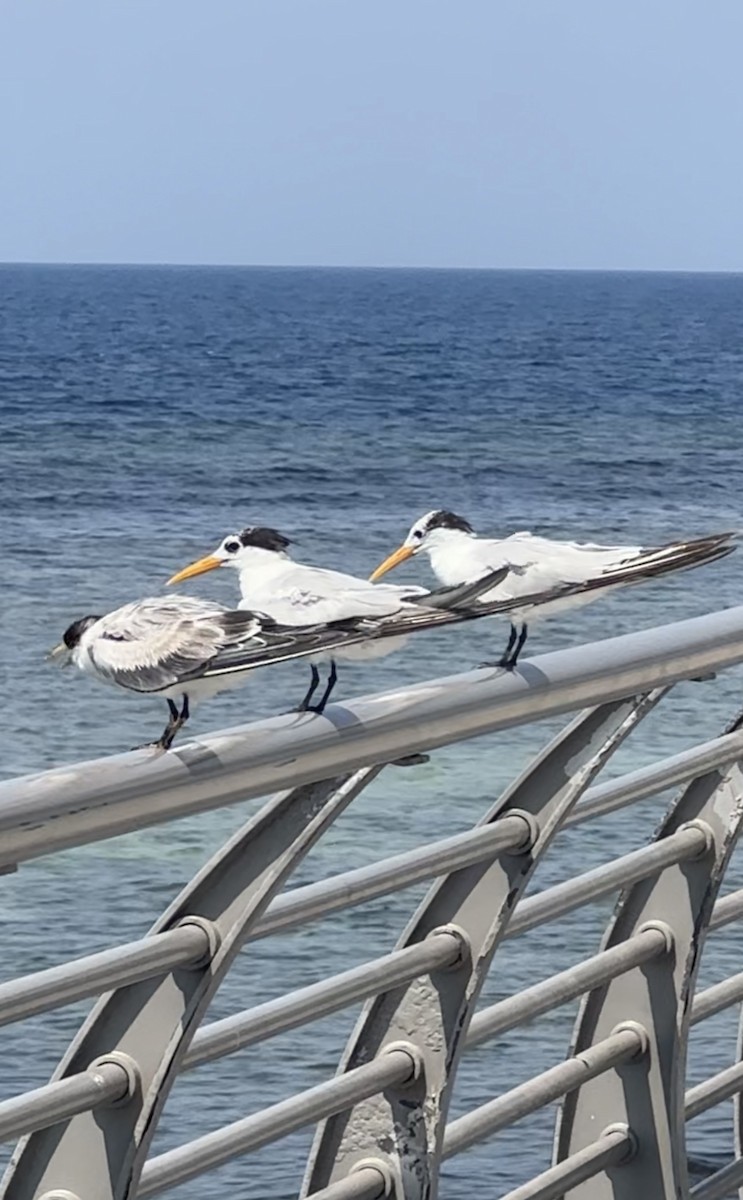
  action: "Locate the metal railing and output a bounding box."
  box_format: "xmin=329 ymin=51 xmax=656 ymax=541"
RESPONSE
xmin=2 ymin=606 xmax=743 ymax=1197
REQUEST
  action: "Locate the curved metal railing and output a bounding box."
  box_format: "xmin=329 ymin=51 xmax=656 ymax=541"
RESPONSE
xmin=1 ymin=606 xmax=743 ymax=1197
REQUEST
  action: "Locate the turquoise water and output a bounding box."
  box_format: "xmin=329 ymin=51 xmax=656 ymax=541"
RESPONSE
xmin=2 ymin=265 xmax=743 ymax=1194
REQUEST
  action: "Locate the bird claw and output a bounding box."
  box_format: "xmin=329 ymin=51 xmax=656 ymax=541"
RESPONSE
xmin=131 ymin=740 xmax=168 ymax=755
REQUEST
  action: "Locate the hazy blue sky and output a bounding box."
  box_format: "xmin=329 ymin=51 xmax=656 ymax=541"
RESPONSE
xmin=2 ymin=1 xmax=743 ymax=270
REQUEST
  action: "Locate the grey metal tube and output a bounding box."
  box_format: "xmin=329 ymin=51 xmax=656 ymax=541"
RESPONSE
xmin=185 ymin=930 xmax=663 ymax=1076
xmin=138 ymin=1048 xmax=415 ymax=1197
xmin=685 ymin=1062 xmax=743 ymax=1120
xmin=0 ymin=923 xmax=209 ymax=1028
xmin=0 ymin=1060 xmax=129 ymax=1142
xmin=496 ymin=1127 xmax=633 ymax=1200
xmin=251 ymin=823 xmax=705 ymax=946
xmin=689 ymin=1156 xmax=743 ymax=1200
xmin=253 ymin=818 xmax=530 ymax=940
xmin=466 ymin=928 xmax=667 ymax=1048
xmin=691 ymin=972 xmax=743 ymax=1025
xmin=442 ymin=1028 xmax=644 ymax=1159
xmin=505 ymin=827 xmax=708 ymax=939
xmin=4 ymin=605 xmax=743 ymax=868
xmin=709 ymin=887 xmax=743 ymax=930
xmin=567 ymin=728 xmax=743 ymax=829
xmin=185 ymin=932 xmax=461 ymax=1070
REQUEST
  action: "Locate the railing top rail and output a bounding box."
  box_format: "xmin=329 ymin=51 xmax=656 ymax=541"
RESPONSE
xmin=1 ymin=604 xmax=743 ymax=868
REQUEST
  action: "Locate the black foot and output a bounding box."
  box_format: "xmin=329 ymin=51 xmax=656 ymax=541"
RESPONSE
xmin=391 ymin=753 xmax=431 ymax=766
xmin=132 ymin=739 xmax=168 ymax=753
xmin=478 ymin=623 xmax=528 ymax=672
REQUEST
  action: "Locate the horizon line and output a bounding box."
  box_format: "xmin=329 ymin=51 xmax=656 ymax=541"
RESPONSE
xmin=1 ymin=259 xmax=743 ymax=277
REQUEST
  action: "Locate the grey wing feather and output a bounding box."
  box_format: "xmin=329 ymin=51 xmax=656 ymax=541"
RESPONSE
xmin=88 ymin=597 xmax=265 ymax=692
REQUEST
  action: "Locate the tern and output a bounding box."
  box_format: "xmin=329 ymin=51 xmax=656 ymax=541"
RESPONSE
xmin=48 ymin=572 xmax=511 ymax=751
xmin=168 ymin=526 xmax=443 ymax=713
xmin=370 ymin=509 xmax=737 ymax=668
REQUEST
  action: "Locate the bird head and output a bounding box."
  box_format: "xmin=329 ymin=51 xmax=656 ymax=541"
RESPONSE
xmin=167 ymin=526 xmax=292 ymax=585
xmin=369 ymin=510 xmax=475 ymax=580
xmin=47 ymin=615 xmax=101 ymax=664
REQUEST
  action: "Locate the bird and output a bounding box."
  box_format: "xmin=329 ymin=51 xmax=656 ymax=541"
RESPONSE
xmin=167 ymin=525 xmax=442 ymax=713
xmin=47 ymin=573 xmax=514 ymax=751
xmin=47 ymin=595 xmax=305 ymax=750
xmin=369 ymin=509 xmax=737 ymax=669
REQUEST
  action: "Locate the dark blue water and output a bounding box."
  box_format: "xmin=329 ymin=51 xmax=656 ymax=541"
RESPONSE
xmin=2 ymin=265 xmax=743 ymax=1195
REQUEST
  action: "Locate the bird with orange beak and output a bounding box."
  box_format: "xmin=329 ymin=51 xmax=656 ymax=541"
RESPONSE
xmin=167 ymin=525 xmax=436 ymax=713
xmin=370 ymin=509 xmax=737 ymax=669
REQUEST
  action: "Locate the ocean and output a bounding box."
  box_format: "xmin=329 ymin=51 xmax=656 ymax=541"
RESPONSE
xmin=1 ymin=264 xmax=743 ymax=1196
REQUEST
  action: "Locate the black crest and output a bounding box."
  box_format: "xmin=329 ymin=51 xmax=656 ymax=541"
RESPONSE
xmin=238 ymin=526 xmax=292 ymax=553
xmin=424 ymin=510 xmax=474 ymax=535
xmin=62 ymin=615 xmax=101 ymax=649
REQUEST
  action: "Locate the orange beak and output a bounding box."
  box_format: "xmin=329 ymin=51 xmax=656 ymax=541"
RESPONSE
xmin=166 ymin=554 xmax=223 ymax=585
xmin=369 ymin=544 xmax=415 ymax=581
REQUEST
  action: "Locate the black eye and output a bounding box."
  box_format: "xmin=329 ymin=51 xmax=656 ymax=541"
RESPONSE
xmin=413 ymin=529 xmax=423 ymax=540
xmin=224 ymin=541 xmax=241 ymax=554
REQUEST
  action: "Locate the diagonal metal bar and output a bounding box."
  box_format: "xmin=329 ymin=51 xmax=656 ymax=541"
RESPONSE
xmin=184 ymin=933 xmax=463 ymax=1070
xmin=0 ymin=925 xmax=209 ymax=1028
xmin=302 ymin=692 xmax=665 ymax=1199
xmin=506 ymin=830 xmax=711 ymax=939
xmin=690 ymin=1156 xmax=743 ymax=1200
xmin=254 ymin=822 xmax=531 ymax=939
xmin=138 ymin=1048 xmax=417 ymax=1197
xmin=686 ymin=1061 xmax=743 ymax=1120
xmin=466 ymin=928 xmax=668 ymax=1048
xmin=691 ymin=973 xmax=743 ymax=1025
xmin=443 ymin=1028 xmax=644 ymax=1158
xmin=1 ymin=766 xmax=383 ymax=1200
xmin=566 ymin=726 xmax=743 ymax=829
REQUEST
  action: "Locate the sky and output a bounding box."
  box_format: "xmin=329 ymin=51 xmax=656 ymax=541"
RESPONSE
xmin=2 ymin=1 xmax=743 ymax=271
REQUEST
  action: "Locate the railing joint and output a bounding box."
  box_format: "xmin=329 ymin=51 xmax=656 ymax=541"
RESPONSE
xmin=172 ymin=915 xmax=221 ymax=967
xmin=88 ymin=1052 xmax=141 ymax=1107
xmin=608 ymin=1021 xmax=649 ymax=1059
xmin=636 ymin=919 xmax=676 ymax=954
xmin=601 ymin=1121 xmax=638 ymax=1163
xmin=502 ymin=808 xmax=540 ymax=854
xmin=349 ymin=1158 xmax=394 ymax=1197
xmin=426 ymin=925 xmax=471 ymax=970
xmin=380 ymin=1042 xmax=424 ymax=1088
xmin=678 ymin=818 xmax=716 ymax=858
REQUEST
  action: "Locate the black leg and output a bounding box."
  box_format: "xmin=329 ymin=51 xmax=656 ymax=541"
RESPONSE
xmin=296 ymin=665 xmax=321 ymax=712
xmin=500 ymin=623 xmax=520 ymax=667
xmin=506 ymin=623 xmax=529 ymax=670
xmin=479 ymin=623 xmax=519 ymax=669
xmin=310 ymin=660 xmax=338 ymax=714
xmin=156 ymin=693 xmax=190 ymax=751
